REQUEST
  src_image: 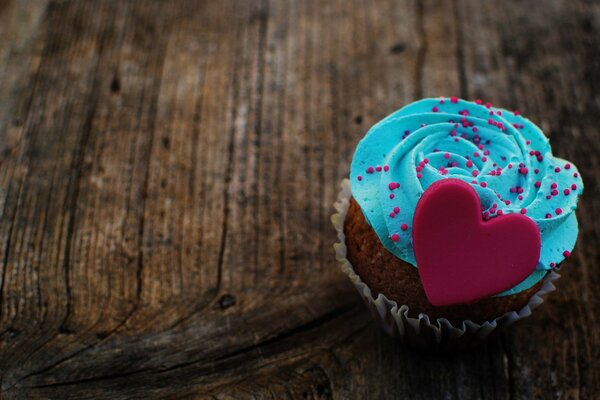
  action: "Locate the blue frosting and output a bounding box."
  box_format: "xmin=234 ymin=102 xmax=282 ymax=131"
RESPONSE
xmin=350 ymin=98 xmax=583 ymax=296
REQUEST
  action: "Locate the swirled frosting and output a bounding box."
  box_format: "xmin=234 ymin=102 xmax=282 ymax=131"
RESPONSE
xmin=350 ymin=98 xmax=583 ymax=296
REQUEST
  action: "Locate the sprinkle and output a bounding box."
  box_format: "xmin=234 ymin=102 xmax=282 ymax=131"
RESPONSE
xmin=466 ymin=160 xmax=474 ymax=168
xmin=473 ymin=152 xmax=479 ymax=158
xmin=389 ymin=194 xmax=395 ymax=199
xmin=518 ymin=195 xmax=524 ymax=200
xmin=551 ymin=183 xmax=558 ymax=189
xmin=417 ymin=172 xmax=423 ymax=179
xmin=497 ymin=210 xmax=504 ymax=216
xmin=480 ymin=182 xmax=487 ymax=188
xmin=552 ymin=189 xmax=559 ymax=196
xmin=520 ymin=208 xmax=527 ymax=214
xmin=444 ymin=152 xmax=450 ymax=159
xmin=401 ymin=223 xmax=408 ymax=231
xmin=555 ymin=167 xmax=561 ymax=173
xmin=450 ymin=97 xmax=458 ymax=103
xmin=546 ymin=213 xmax=552 ymax=219
xmin=416 ymin=166 xmax=423 ymax=172
xmin=519 ymin=167 xmax=528 ymax=175
xmin=389 ymin=182 xmax=396 ymax=190
xmin=357 ymin=176 xmax=363 ymax=181
xmin=482 ymin=157 xmax=488 ymax=162
xmin=471 ymin=170 xmax=479 ymax=177
xmin=391 ymin=234 xmax=400 ymax=242
xmin=550 ymin=262 xmax=555 ymax=267
xmin=565 ymin=163 xmax=571 ymax=170
xmin=534 ymin=168 xmax=540 ymax=174
xmin=563 ymin=250 xmax=571 ymax=257
xmin=564 ymin=189 xmax=570 ymax=195
xmin=571 ymin=183 xmax=577 ymax=190
xmin=505 ymin=200 xmax=511 ymax=205
xmin=546 ymin=195 xmax=552 ymax=200
xmin=526 ymin=140 xmax=531 ymax=145
xmin=508 ymin=163 xmax=513 ymax=169
xmin=574 ymin=173 xmax=579 ymax=178
xmin=376 ymin=166 xmax=382 ymax=172
xmin=389 ymin=212 xmax=395 ymax=217
xmin=384 ymin=165 xmax=390 ymax=172
xmin=424 ymin=158 xmax=429 ymax=164
xmin=432 ymin=106 xmax=439 ymax=112
xmin=555 ymin=208 xmax=563 ymax=215
xmin=367 ymin=167 xmax=374 ymax=174
xmin=393 ymin=206 xmax=400 ymax=214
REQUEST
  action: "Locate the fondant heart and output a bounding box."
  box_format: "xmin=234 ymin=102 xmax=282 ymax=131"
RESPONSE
xmin=412 ymin=178 xmax=540 ymax=306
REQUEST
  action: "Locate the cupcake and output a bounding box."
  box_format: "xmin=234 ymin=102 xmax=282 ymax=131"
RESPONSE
xmin=333 ymin=97 xmax=583 ymax=348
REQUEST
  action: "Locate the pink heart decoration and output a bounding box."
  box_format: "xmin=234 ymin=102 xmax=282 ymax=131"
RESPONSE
xmin=412 ymin=178 xmax=540 ymax=306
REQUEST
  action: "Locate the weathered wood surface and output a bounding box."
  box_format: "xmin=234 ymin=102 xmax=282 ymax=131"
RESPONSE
xmin=0 ymin=0 xmax=598 ymax=398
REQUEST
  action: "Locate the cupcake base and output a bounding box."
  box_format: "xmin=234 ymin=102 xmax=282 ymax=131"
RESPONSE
xmin=332 ymin=179 xmax=560 ymax=350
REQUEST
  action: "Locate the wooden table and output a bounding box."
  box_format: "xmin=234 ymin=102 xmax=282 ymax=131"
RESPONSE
xmin=1 ymin=1 xmax=598 ymax=398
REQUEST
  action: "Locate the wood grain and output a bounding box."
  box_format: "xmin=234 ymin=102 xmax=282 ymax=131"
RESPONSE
xmin=0 ymin=0 xmax=598 ymax=398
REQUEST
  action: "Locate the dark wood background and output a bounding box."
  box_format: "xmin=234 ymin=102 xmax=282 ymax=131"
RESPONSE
xmin=0 ymin=0 xmax=598 ymax=398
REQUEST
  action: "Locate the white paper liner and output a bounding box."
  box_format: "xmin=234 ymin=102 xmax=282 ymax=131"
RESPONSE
xmin=332 ymin=179 xmax=560 ymax=350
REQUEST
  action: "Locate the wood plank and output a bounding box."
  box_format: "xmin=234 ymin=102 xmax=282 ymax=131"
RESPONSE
xmin=0 ymin=0 xmax=598 ymax=398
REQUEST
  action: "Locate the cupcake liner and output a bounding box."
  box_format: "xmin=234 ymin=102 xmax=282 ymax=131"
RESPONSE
xmin=332 ymin=179 xmax=560 ymax=351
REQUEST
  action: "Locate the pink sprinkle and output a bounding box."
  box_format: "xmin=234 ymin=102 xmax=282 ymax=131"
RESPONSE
xmin=546 ymin=213 xmax=552 ymax=219
xmin=550 ymin=262 xmax=555 ymax=267
xmin=367 ymin=167 xmax=374 ymax=174
xmin=555 ymin=208 xmax=563 ymax=215
xmin=519 ymin=167 xmax=528 ymax=175
xmin=391 ymin=234 xmax=400 ymax=242
xmin=416 ymin=166 xmax=423 ymax=172
xmin=384 ymin=165 xmax=390 ymax=172
xmin=485 ymin=102 xmax=492 ymax=109
xmin=401 ymin=223 xmax=408 ymax=231
xmin=555 ymin=167 xmax=561 ymax=173
xmin=546 ymin=195 xmax=552 ymax=200
xmin=393 ymin=206 xmax=400 ymax=214
xmin=444 ymin=152 xmax=450 ymax=159
xmin=450 ymin=97 xmax=458 ymax=103
xmin=517 ymin=187 xmax=524 ymax=193
xmin=563 ymin=250 xmax=571 ymax=257
xmin=472 ymin=127 xmax=478 ymax=132
xmin=482 ymin=157 xmax=488 ymax=162
xmin=565 ymin=163 xmax=571 ymax=170
xmin=526 ymin=140 xmax=531 ymax=145
xmin=497 ymin=210 xmax=504 ymax=216
xmin=510 ymin=187 xmax=517 ymax=193
xmin=520 ymin=208 xmax=527 ymax=214
xmin=475 ymin=99 xmax=483 ymax=104
xmin=389 ymin=194 xmax=395 ymax=199
xmin=480 ymin=182 xmax=487 ymax=188
xmin=376 ymin=166 xmax=382 ymax=172
xmin=466 ymin=160 xmax=474 ymax=168
xmin=471 ymin=170 xmax=479 ymax=177
xmin=508 ymin=163 xmax=513 ymax=169
xmin=440 ymin=98 xmax=445 ymax=104
xmin=564 ymin=189 xmax=570 ymax=195
xmin=389 ymin=182 xmax=396 ymax=190
xmin=424 ymin=158 xmax=429 ymax=164
xmin=571 ymin=184 xmax=577 ymax=190
xmin=574 ymin=173 xmax=578 ymax=177
xmin=518 ymin=195 xmax=524 ymax=200
xmin=514 ymin=110 xmax=520 ymax=115
xmin=473 ymin=152 xmax=479 ymax=158
xmin=417 ymin=172 xmax=423 ymax=179
xmin=534 ymin=168 xmax=540 ymax=174
xmin=551 ymin=182 xmax=557 ymax=189
xmin=432 ymin=106 xmax=439 ymax=112
xmin=505 ymin=200 xmax=511 ymax=205
xmin=483 ymin=211 xmax=490 ymax=219
xmin=357 ymin=176 xmax=363 ymax=181
xmin=552 ymin=189 xmax=558 ymax=196
xmin=389 ymin=212 xmax=395 ymax=218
